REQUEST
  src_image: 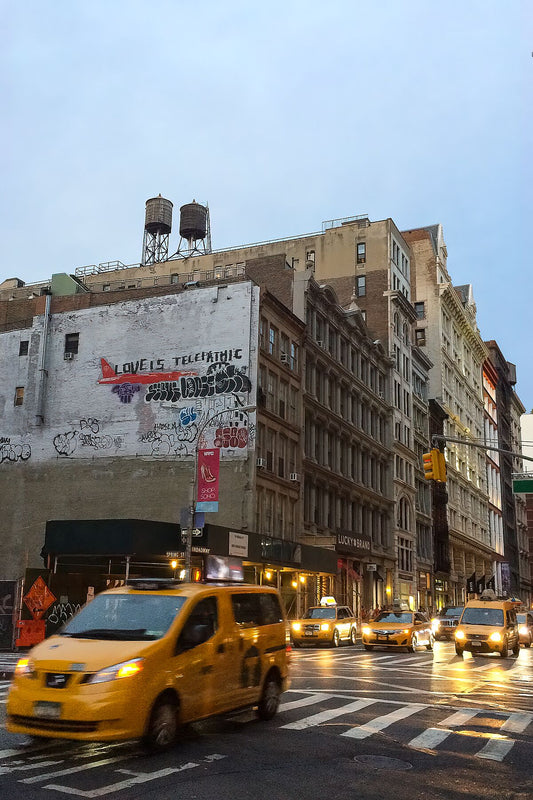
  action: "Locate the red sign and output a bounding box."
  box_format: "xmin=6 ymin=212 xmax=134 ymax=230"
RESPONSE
xmin=197 ymin=448 xmax=220 ymax=503
xmin=16 ymin=619 xmax=46 ymax=647
xmin=23 ymin=576 xmax=57 ymax=620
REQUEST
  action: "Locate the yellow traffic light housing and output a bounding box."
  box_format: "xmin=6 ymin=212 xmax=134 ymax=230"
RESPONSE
xmin=422 ymin=448 xmax=447 ymax=482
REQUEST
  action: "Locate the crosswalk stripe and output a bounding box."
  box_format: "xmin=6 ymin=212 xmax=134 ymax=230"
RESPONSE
xmin=340 ymin=703 xmax=427 ymax=740
xmin=280 ymin=693 xmax=335 ymax=712
xmin=499 ymin=712 xmax=533 ymax=734
xmin=439 ymin=709 xmax=478 ymax=727
xmin=477 ymin=738 xmax=515 ymax=761
xmin=408 ymin=726 xmax=452 ymax=750
xmin=281 ymin=698 xmax=375 ymax=730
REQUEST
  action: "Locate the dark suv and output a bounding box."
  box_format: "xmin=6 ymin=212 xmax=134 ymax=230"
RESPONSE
xmin=432 ymin=606 xmax=464 ymax=641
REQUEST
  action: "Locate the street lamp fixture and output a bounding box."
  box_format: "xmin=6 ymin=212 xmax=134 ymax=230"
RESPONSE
xmin=184 ymin=403 xmax=256 ymax=581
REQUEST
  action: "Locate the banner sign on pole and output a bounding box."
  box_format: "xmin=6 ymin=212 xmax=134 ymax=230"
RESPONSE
xmin=197 ymin=448 xmax=220 ymax=504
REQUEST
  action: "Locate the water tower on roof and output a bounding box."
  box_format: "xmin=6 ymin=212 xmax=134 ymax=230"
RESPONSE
xmin=172 ymin=200 xmax=212 ymax=259
xmin=141 ymin=195 xmax=173 ymax=265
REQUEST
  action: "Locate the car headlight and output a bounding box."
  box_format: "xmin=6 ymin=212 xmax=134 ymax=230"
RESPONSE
xmin=320 ymin=623 xmax=330 ymax=632
xmin=85 ymin=658 xmax=144 ymax=685
xmin=431 ymin=619 xmax=440 ymax=631
xmin=519 ymin=626 xmax=528 ymax=636
xmin=292 ymin=622 xmax=301 ymax=632
xmin=455 ymin=629 xmax=465 ymax=641
xmin=403 ymin=629 xmax=410 ymax=634
xmin=14 ymin=657 xmax=35 ymax=678
xmin=362 ymin=626 xmax=371 ymax=636
xmin=489 ymin=632 xmax=502 ymax=642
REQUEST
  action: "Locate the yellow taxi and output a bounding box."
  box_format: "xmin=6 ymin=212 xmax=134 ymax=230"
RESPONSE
xmin=6 ymin=576 xmax=290 ymax=751
xmin=290 ymin=598 xmax=358 ymax=647
xmin=361 ymin=605 xmax=434 ymax=652
xmin=454 ymin=590 xmax=520 ymax=658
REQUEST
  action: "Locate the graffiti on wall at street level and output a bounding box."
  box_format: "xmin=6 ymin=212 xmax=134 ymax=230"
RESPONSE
xmin=0 ymin=437 xmax=31 ymax=464
xmin=53 ymin=419 xmax=124 ymax=458
xmin=47 ymin=601 xmax=82 ymax=627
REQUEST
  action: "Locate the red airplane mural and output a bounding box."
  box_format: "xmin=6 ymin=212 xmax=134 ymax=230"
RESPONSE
xmin=98 ymin=358 xmax=197 ymax=385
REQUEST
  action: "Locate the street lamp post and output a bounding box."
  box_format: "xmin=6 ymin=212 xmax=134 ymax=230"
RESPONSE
xmin=184 ymin=403 xmax=255 ymax=581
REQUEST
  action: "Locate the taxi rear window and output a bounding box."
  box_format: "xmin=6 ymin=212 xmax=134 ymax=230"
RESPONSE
xmin=461 ymin=607 xmax=504 ymax=626
xmin=231 ymin=592 xmax=283 ymax=626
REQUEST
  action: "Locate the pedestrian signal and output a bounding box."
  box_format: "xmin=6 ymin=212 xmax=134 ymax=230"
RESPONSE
xmin=422 ymin=448 xmax=447 ymax=482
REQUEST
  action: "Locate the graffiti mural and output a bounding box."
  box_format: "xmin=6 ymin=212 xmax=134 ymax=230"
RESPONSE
xmin=0 ymin=437 xmax=31 ymax=464
xmin=53 ymin=419 xmax=124 ymax=458
xmin=145 ymin=363 xmax=251 ymax=403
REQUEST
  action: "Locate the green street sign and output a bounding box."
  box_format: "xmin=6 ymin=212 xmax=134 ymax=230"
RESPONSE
xmin=512 ymin=478 xmax=533 ymax=494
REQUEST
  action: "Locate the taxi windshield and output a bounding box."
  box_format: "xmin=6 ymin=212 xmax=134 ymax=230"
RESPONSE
xmin=517 ymin=614 xmax=526 ymax=624
xmin=59 ymin=593 xmax=187 ymax=640
xmin=303 ymin=608 xmax=336 ymax=620
xmin=461 ymin=607 xmax=504 ymax=626
xmin=441 ymin=607 xmax=463 ymax=617
xmin=375 ymin=612 xmax=413 ymax=624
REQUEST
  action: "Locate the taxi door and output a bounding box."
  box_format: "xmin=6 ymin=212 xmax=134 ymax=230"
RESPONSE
xmin=336 ymin=607 xmax=352 ymax=639
xmin=171 ymin=595 xmax=233 ymax=722
xmin=414 ymin=612 xmax=431 ymax=644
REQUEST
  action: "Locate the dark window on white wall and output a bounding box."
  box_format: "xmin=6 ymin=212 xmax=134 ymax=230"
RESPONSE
xmin=357 ymin=276 xmax=366 ymax=297
xmin=14 ymin=386 xmax=24 ymax=406
xmin=357 ymin=242 xmax=366 ymax=263
xmin=19 ymin=341 xmax=29 ymax=356
xmin=414 ymin=302 xmax=425 ymax=319
xmin=65 ymin=333 xmax=79 ymax=355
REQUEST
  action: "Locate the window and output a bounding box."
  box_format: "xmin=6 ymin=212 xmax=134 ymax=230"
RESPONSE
xmin=306 ymin=250 xmax=315 ymax=264
xmin=19 ymin=341 xmax=29 ymax=356
xmin=14 ymin=386 xmax=24 ymax=406
xmin=65 ymin=333 xmax=79 ymax=355
xmin=268 ymin=326 xmax=277 ymax=356
xmin=231 ymin=593 xmax=283 ymax=626
xmin=103 ymin=284 xmax=111 ymax=291
xmin=414 ymin=302 xmax=425 ymax=320
xmin=357 ymin=275 xmax=366 ymax=297
xmin=177 ymin=597 xmax=218 ymax=652
xmin=357 ymin=242 xmax=366 ymax=264
xmin=415 ymin=329 xmax=426 ymax=346
xmin=170 ymin=273 xmax=180 ymax=284
xmin=398 ymin=537 xmax=413 ymax=573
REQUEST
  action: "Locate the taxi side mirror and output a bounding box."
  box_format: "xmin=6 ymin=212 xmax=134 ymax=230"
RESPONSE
xmin=176 ymin=623 xmax=210 ymax=653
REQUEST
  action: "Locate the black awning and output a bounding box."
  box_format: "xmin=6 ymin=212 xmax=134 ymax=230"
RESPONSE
xmin=41 ymin=519 xmax=182 ymax=559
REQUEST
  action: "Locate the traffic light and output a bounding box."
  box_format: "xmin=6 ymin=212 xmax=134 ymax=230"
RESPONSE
xmin=422 ymin=448 xmax=447 ymax=482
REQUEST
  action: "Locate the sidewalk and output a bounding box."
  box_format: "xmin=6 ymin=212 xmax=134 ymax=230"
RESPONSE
xmin=0 ymin=652 xmax=22 ymax=679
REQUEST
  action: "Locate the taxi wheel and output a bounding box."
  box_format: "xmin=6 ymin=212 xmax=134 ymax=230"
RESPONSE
xmin=350 ymin=627 xmax=357 ymax=646
xmin=512 ymin=641 xmax=520 ymax=657
xmin=499 ymin=638 xmax=508 ymax=658
xmin=525 ymin=639 xmax=531 ymax=648
xmin=256 ymin=671 xmax=281 ymax=720
xmin=364 ymin=644 xmax=374 ymax=651
xmin=426 ymin=633 xmax=434 ymax=651
xmin=455 ymin=645 xmax=464 ymax=657
xmin=408 ymin=634 xmax=418 ymax=653
xmin=333 ymin=629 xmax=341 ymax=647
xmin=143 ymin=695 xmax=178 ymax=752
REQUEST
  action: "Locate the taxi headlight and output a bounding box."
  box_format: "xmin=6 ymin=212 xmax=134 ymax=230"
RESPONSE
xmin=519 ymin=626 xmax=528 ymax=636
xmin=292 ymin=622 xmax=301 ymax=632
xmin=431 ymin=618 xmax=440 ymax=631
xmin=489 ymin=632 xmax=502 ymax=642
xmin=362 ymin=626 xmax=371 ymax=636
xmin=85 ymin=658 xmax=144 ymax=684
xmin=14 ymin=657 xmax=35 ymax=678
xmin=403 ymin=629 xmax=411 ymax=634
xmin=320 ymin=623 xmax=330 ymax=632
xmin=455 ymin=629 xmax=465 ymax=641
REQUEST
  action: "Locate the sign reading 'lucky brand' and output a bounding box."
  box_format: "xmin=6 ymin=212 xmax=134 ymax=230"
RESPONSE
xmin=335 ymin=532 xmax=372 ymax=556
xmin=197 ymin=448 xmax=220 ymax=503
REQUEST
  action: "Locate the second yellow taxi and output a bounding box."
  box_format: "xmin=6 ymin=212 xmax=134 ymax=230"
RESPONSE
xmin=362 ymin=605 xmax=434 ymax=652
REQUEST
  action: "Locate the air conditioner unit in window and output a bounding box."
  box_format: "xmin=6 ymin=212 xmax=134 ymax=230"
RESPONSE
xmin=289 ymin=472 xmax=300 ymax=482
xmin=256 ymin=457 xmax=266 ymax=468
xmin=280 ymin=353 xmax=289 ymax=363
xmin=64 ymin=352 xmax=74 ymax=360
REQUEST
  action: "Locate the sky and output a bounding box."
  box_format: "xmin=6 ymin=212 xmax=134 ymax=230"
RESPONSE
xmin=3 ymin=1 xmax=532 ymax=407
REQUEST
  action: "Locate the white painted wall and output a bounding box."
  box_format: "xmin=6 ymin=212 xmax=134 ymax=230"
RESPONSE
xmin=0 ymin=282 xmax=258 ymax=466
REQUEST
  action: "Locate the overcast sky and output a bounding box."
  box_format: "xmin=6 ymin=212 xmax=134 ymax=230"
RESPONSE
xmin=3 ymin=1 xmax=532 ymax=408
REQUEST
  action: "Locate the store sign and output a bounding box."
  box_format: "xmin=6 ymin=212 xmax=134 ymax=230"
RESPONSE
xmin=335 ymin=532 xmax=371 ymax=556
xmin=197 ymin=448 xmax=220 ymax=503
xmin=229 ymin=531 xmax=248 ymax=558
xmin=366 ymin=563 xmax=377 ymax=572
